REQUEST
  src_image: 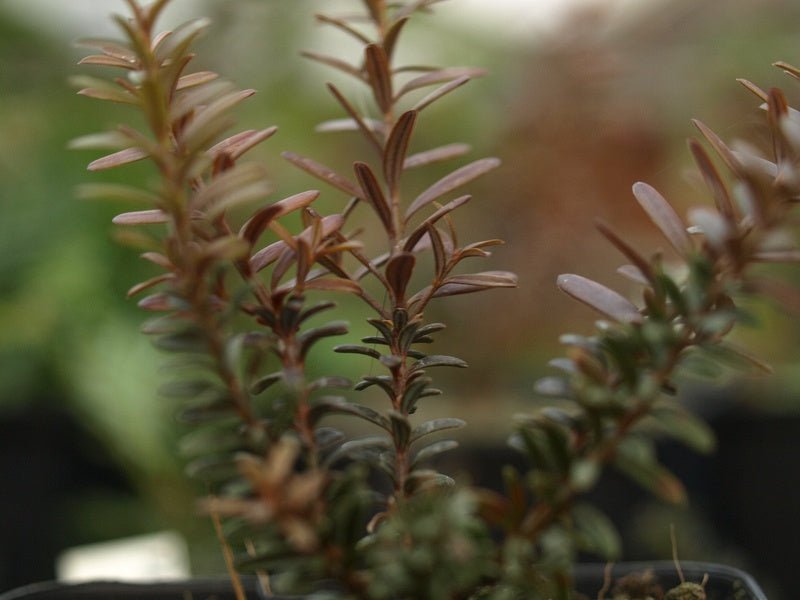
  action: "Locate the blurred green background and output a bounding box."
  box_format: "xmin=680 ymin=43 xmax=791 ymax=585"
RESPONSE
xmin=1 ymin=0 xmax=800 ymax=597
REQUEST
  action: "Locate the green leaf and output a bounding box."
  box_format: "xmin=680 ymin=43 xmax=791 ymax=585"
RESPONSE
xmin=614 ymin=437 xmax=687 ymax=504
xmin=411 ymin=354 xmax=468 ymax=371
xmin=638 ymin=401 xmax=716 ymax=454
xmin=572 ymin=503 xmax=621 ymax=560
xmin=410 ymin=418 xmax=466 ymax=443
xmin=411 ymin=439 xmax=459 ymax=468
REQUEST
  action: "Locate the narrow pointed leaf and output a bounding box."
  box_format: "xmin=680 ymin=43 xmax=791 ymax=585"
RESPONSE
xmin=112 ymin=209 xmax=169 ymax=225
xmin=411 ymin=439 xmax=459 ymax=468
xmin=397 ymin=67 xmax=487 ymax=97
xmin=240 ymin=190 xmax=320 ymax=245
xmin=300 ymin=50 xmax=364 ymax=80
xmin=595 ymin=220 xmax=655 ymax=284
xmin=176 ymin=71 xmax=219 ymax=91
xmin=282 ymin=152 xmax=362 ymax=198
xmin=406 ymin=157 xmax=500 ymax=220
xmin=354 ymin=162 xmax=392 ymax=230
xmin=431 ymin=271 xmax=517 ymax=298
xmin=557 ymin=274 xmax=642 ymax=324
xmin=383 ymin=110 xmax=418 ymax=192
xmin=88 ymin=147 xmax=148 ymax=171
xmin=325 ymin=83 xmax=384 ymax=152
xmin=385 ymin=252 xmax=416 ymax=302
xmin=410 ymin=418 xmax=465 ymax=443
xmin=631 ymin=182 xmax=692 ymax=256
xmin=404 ymin=195 xmax=471 ymax=252
xmin=76 ymin=183 xmax=158 ymax=205
xmin=413 ymin=75 xmax=471 ymax=112
xmin=412 ymin=355 xmax=467 ymax=370
xmin=209 ymin=127 xmax=277 ymax=161
xmin=688 ymin=138 xmax=735 ymax=221
xmin=404 ymin=143 xmax=471 ymax=169
xmin=692 ymin=119 xmax=742 ymax=174
xmin=364 ymin=44 xmax=393 ymax=113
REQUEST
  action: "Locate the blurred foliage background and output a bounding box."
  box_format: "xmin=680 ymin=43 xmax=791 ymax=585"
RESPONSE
xmin=1 ymin=0 xmax=799 ymax=597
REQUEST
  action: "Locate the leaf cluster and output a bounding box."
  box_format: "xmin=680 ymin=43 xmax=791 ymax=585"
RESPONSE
xmin=73 ymin=1 xmax=799 ymax=599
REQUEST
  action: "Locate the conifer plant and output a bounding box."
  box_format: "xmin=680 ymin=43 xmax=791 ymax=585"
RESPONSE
xmin=73 ymin=0 xmax=796 ymax=598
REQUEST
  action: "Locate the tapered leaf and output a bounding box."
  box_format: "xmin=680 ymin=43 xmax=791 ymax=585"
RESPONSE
xmin=692 ymin=119 xmax=742 ymax=174
xmin=412 ymin=354 xmax=467 ymax=370
xmin=354 ymin=162 xmax=392 ymax=231
xmin=240 ymin=190 xmax=320 ymax=246
xmin=75 ymin=37 xmax=137 ymax=62
xmin=315 ymin=117 xmax=384 ymax=134
xmin=383 ymin=110 xmax=418 ymax=192
xmin=613 ymin=438 xmax=686 ymax=504
xmin=572 ymin=504 xmax=620 ymax=560
xmin=631 ymin=182 xmax=692 ymax=256
xmin=208 ymin=127 xmax=277 ymax=161
xmin=404 ymin=143 xmax=471 ymax=169
xmin=404 ymin=195 xmax=471 ymax=252
xmin=325 ymin=83 xmax=383 ymax=152
xmin=300 ymin=50 xmax=364 ymax=80
xmin=396 ymin=67 xmax=487 ymax=97
xmin=88 ymin=147 xmax=148 ymax=171
xmin=176 ymin=71 xmax=219 ymax=91
xmin=303 ymin=278 xmax=362 ymax=294
xmin=385 ymin=252 xmax=416 ymax=302
xmin=112 ymin=209 xmax=169 ymax=225
xmin=382 ymin=17 xmax=409 ymax=61
xmin=410 ymin=418 xmax=465 ymax=443
xmin=69 ymin=130 xmax=133 ymax=150
xmin=72 ymin=75 xmax=138 ymax=105
xmin=688 ymin=138 xmax=735 ymax=221
xmin=314 ymin=13 xmax=371 ymax=44
xmin=406 ymin=157 xmax=500 ymax=220
xmin=126 ymin=273 xmax=173 ymax=297
xmin=557 ymin=274 xmax=642 ymax=324
xmin=595 ymin=220 xmax=655 ymax=284
xmin=181 ymin=89 xmax=256 ymax=150
xmin=411 ymin=439 xmax=459 ymax=468
xmin=282 ymin=152 xmax=362 ymax=198
xmin=364 ymin=44 xmax=393 ymax=113
xmin=413 ymin=75 xmax=471 ymax=112
xmin=428 ymin=271 xmax=517 ymax=299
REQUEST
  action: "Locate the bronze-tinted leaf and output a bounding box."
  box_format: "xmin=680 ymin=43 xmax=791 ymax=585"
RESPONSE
xmin=631 ymin=182 xmax=692 ymax=256
xmin=300 ymin=50 xmax=364 ymax=80
xmin=616 ymin=265 xmax=650 ymax=286
xmin=126 ymin=273 xmax=174 ymax=298
xmin=354 ymin=162 xmax=393 ymax=231
xmin=73 ymin=76 xmax=137 ymax=105
xmin=413 ymin=75 xmax=471 ymax=112
xmin=240 ymin=190 xmax=320 ymax=246
xmin=176 ymin=71 xmax=219 ymax=91
xmin=112 ymin=209 xmax=169 ymax=225
xmin=282 ymin=151 xmax=362 ymax=198
xmin=314 ymin=13 xmax=371 ymax=45
xmin=692 ymin=119 xmax=741 ymax=174
xmin=364 ymin=44 xmax=393 ymax=113
xmin=315 ymin=117 xmax=384 ymax=135
xmin=170 ymin=79 xmax=235 ymax=122
xmin=752 ymin=250 xmax=800 ymax=262
xmin=595 ymin=220 xmax=655 ymax=284
xmin=383 ymin=110 xmax=418 ymax=193
xmin=429 ymin=271 xmax=517 ymax=299
xmin=383 ymin=16 xmax=409 ymax=61
xmin=250 ymin=240 xmax=286 ymax=273
xmin=87 ymin=147 xmax=148 ymax=171
xmin=153 ymin=17 xmax=211 ymax=62
xmin=405 ymin=157 xmax=500 ymax=221
xmin=688 ymin=138 xmax=735 ymax=221
xmin=736 ymin=78 xmax=769 ymax=102
xmin=75 ymin=37 xmax=137 ymax=62
xmin=78 ymin=54 xmax=137 ymax=69
xmin=181 ymin=89 xmax=256 ymax=150
xmin=774 ymin=60 xmax=800 ymax=81
xmin=404 ymin=195 xmax=470 ymax=252
xmin=404 ymin=143 xmax=471 ymax=169
xmin=557 ymin=274 xmax=642 ymax=324
xmin=396 ymin=67 xmax=486 ymax=98
xmin=303 ymin=278 xmax=362 ymax=295
xmin=385 ymin=252 xmax=416 ymax=303
xmin=326 ymin=83 xmax=383 ymax=152
xmin=208 ymin=127 xmax=277 ymax=162
xmin=194 ymin=163 xmax=270 ymax=214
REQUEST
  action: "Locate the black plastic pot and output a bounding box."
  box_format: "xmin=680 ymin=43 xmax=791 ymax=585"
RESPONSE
xmin=0 ymin=562 xmax=768 ymax=599
xmin=575 ymin=561 xmax=768 ymax=599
